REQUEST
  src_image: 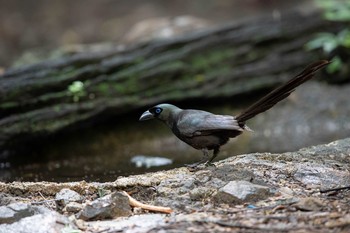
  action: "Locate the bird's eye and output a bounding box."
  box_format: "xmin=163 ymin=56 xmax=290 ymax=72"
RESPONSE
xmin=155 ymin=108 xmax=162 ymax=114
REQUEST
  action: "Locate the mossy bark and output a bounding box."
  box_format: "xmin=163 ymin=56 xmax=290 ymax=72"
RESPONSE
xmin=0 ymin=10 xmax=345 ymax=150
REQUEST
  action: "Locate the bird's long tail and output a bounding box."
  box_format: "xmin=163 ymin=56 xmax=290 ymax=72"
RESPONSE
xmin=235 ymin=60 xmax=330 ymax=124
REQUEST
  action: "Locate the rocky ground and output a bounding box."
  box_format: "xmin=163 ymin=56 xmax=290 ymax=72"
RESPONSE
xmin=0 ymin=138 xmax=350 ymax=232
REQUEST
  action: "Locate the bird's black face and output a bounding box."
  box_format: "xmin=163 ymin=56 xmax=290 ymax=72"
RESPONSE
xmin=150 ymin=106 xmax=163 ymax=116
xmin=139 ymin=103 xmax=180 ymax=123
xmin=139 ymin=106 xmax=163 ymax=121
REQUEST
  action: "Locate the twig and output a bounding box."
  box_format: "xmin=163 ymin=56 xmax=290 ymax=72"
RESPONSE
xmin=320 ymin=186 xmax=350 ymax=193
xmin=122 ymin=191 xmax=173 ymax=214
xmin=38 ymin=191 xmax=53 ymax=210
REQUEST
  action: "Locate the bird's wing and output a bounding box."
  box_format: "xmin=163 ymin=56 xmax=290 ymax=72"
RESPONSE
xmin=176 ymin=110 xmax=243 ymax=137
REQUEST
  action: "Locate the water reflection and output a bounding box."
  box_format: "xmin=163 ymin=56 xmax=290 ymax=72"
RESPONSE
xmin=131 ymin=155 xmax=173 ymax=168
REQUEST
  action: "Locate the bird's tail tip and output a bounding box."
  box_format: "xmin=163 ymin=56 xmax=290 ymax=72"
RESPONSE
xmin=309 ymin=60 xmax=331 ymax=71
xmin=243 ymin=125 xmax=254 ymax=132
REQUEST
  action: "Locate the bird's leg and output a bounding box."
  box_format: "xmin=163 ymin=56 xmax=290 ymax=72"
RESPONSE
xmin=185 ymin=148 xmax=210 ymax=168
xmin=205 ymin=146 xmax=220 ymax=166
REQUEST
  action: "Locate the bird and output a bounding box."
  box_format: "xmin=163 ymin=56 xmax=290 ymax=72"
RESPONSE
xmin=139 ymin=60 xmax=330 ymax=168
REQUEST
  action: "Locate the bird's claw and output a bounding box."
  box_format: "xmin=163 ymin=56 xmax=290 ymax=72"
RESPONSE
xmin=185 ymin=162 xmax=201 ymax=169
xmin=204 ymin=162 xmax=216 ymax=167
xmin=185 ymin=160 xmax=216 ymax=171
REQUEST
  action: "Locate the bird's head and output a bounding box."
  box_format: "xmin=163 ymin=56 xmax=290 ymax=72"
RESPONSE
xmin=139 ymin=103 xmax=182 ymax=125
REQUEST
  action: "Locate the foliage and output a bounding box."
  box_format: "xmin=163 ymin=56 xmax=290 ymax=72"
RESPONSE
xmin=305 ymin=30 xmax=350 ymax=54
xmin=306 ymin=0 xmax=350 ymax=74
xmin=98 ymin=188 xmax=108 ymax=197
xmin=316 ymin=0 xmax=350 ymax=21
xmin=305 ymin=30 xmax=350 ymax=73
xmin=67 ymin=81 xmax=86 ymax=102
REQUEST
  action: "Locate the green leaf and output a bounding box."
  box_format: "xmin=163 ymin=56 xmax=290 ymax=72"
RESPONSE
xmin=68 ymin=81 xmax=84 ymax=94
xmin=327 ymin=56 xmax=342 ymax=73
xmin=305 ymin=33 xmax=337 ymax=53
xmin=316 ymin=0 xmax=350 ymax=21
xmin=323 ymin=40 xmax=338 ymax=53
xmin=338 ymin=29 xmax=350 ymax=48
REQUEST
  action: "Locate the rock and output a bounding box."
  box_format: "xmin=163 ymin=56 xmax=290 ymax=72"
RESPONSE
xmin=55 ymin=188 xmax=83 ymax=206
xmin=293 ymin=140 xmax=350 ymax=188
xmin=214 ymin=181 xmax=271 ymax=204
xmin=0 ymin=193 xmax=16 ymax=206
xmin=77 ymin=191 xmax=131 ymax=220
xmin=325 ymin=213 xmax=350 ymax=228
xmin=189 ymin=187 xmax=215 ymax=201
xmin=155 ymin=174 xmax=198 ymax=209
xmin=0 ymin=203 xmax=35 ymax=224
xmin=0 ymin=211 xmax=75 ymax=233
xmin=279 ymin=187 xmax=294 ymax=196
xmin=294 ymin=197 xmax=325 ymax=211
xmin=64 ymin=202 xmax=83 ymax=213
xmin=86 ymin=213 xmax=167 ymax=232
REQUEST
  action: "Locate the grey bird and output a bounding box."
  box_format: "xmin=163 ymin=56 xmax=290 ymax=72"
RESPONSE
xmin=139 ymin=60 xmax=330 ymax=168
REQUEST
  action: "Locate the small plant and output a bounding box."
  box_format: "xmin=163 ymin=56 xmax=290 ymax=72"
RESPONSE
xmin=316 ymin=0 xmax=350 ymax=21
xmin=67 ymin=81 xmax=86 ymax=102
xmin=306 ymin=0 xmax=350 ymax=74
xmin=305 ymin=29 xmax=350 ymax=73
xmin=98 ymin=188 xmax=108 ymax=197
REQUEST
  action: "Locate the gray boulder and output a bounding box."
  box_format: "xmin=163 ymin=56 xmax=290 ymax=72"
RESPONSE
xmin=77 ymin=191 xmax=131 ymax=220
xmin=214 ymin=180 xmax=271 ymax=204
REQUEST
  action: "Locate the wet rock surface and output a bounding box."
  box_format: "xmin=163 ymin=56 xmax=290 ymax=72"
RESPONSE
xmin=0 ymin=138 xmax=349 ymax=232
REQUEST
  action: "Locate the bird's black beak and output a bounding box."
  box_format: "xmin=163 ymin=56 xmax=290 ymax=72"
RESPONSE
xmin=139 ymin=110 xmax=154 ymax=121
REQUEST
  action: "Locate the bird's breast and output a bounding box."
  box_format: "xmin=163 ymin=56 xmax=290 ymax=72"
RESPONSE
xmin=171 ymin=124 xmax=229 ymax=150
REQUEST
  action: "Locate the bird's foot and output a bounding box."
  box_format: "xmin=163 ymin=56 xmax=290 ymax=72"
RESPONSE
xmin=204 ymin=161 xmax=216 ymax=167
xmin=185 ymin=162 xmax=201 ymax=169
xmin=185 ymin=161 xmax=216 ymax=171
xmin=185 ymin=161 xmax=206 ymax=171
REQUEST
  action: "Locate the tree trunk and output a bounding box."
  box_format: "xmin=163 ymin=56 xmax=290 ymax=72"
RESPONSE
xmin=0 ymin=10 xmax=344 ymax=151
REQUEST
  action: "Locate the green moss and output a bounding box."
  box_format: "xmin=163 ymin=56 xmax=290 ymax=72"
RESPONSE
xmin=113 ymin=83 xmax=125 ymax=93
xmin=97 ymin=83 xmax=110 ymax=94
xmin=133 ymin=56 xmax=145 ymax=65
xmin=189 ymin=48 xmax=235 ymax=71
xmin=46 ymin=66 xmax=80 ymax=83
xmin=0 ymin=102 xmax=19 ymax=109
xmin=37 ymin=92 xmax=68 ymax=102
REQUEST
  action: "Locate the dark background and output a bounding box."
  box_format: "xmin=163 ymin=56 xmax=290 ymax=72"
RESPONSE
xmin=0 ymin=0 xmax=310 ymax=68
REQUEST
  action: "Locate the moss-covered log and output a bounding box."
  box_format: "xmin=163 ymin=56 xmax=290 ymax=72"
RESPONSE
xmin=0 ymin=10 xmax=345 ymax=150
